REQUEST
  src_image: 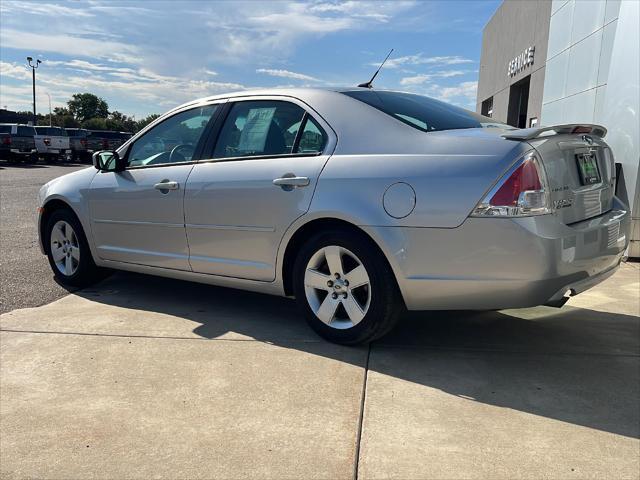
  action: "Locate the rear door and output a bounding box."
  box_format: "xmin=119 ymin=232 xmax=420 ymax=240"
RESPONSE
xmin=530 ymin=134 xmax=615 ymax=224
xmin=184 ymin=97 xmax=335 ymax=281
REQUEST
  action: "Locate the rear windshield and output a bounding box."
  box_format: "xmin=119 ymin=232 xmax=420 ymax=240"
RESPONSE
xmin=341 ymin=90 xmax=507 ymax=132
xmin=90 ymin=131 xmax=125 ymax=139
xmin=0 ymin=126 xmax=11 ymax=134
xmin=17 ymin=126 xmax=36 ymax=136
xmin=35 ymin=127 xmax=67 ymax=136
xmin=66 ymin=129 xmax=87 ymax=137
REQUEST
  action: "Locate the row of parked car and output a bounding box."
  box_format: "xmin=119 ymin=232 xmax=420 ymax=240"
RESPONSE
xmin=0 ymin=124 xmax=132 ymax=164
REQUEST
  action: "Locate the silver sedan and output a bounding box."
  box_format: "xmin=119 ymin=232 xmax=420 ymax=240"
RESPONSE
xmin=38 ymin=88 xmax=631 ymax=344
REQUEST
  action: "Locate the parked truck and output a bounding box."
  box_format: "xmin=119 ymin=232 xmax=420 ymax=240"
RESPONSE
xmin=34 ymin=126 xmax=70 ymax=163
xmin=0 ymin=124 xmax=38 ymax=163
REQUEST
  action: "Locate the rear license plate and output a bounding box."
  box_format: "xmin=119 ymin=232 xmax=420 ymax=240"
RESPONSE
xmin=576 ymin=152 xmax=601 ymax=185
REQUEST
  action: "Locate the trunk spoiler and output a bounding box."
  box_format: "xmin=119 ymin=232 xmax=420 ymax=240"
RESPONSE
xmin=502 ymin=124 xmax=607 ymax=141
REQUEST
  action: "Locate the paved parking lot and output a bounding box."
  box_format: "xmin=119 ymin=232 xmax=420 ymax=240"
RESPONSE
xmin=1 ymin=262 xmax=638 ymax=479
xmin=0 ymin=159 xmax=639 ymax=478
xmin=0 ymin=161 xmax=86 ymax=314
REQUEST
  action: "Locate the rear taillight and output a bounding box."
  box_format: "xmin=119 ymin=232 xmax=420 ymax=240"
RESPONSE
xmin=44 ymin=138 xmax=51 ymax=146
xmin=102 ymin=139 xmax=109 ymax=149
xmin=2 ymin=136 xmax=11 ymax=145
xmin=471 ymin=151 xmax=551 ymax=217
xmin=81 ymin=139 xmax=87 ymax=148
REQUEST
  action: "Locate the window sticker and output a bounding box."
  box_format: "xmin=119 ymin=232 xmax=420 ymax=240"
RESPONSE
xmin=238 ymin=107 xmax=276 ymax=153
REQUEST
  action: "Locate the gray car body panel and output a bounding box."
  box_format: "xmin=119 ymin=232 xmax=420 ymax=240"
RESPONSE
xmin=37 ymin=88 xmax=631 ymax=310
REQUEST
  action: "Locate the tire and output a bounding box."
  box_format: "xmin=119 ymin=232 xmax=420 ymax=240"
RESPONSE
xmin=44 ymin=208 xmax=109 ymax=288
xmin=292 ymin=230 xmax=403 ymax=345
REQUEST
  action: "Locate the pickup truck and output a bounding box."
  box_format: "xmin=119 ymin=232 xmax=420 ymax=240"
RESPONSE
xmin=65 ymin=128 xmax=91 ymax=163
xmin=86 ymin=130 xmax=133 ymax=152
xmin=34 ymin=126 xmax=70 ymax=162
xmin=0 ymin=124 xmax=38 ymax=163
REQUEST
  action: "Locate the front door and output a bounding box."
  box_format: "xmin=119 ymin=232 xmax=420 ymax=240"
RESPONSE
xmin=184 ymin=98 xmax=334 ymax=281
xmin=88 ymin=104 xmax=220 ymax=270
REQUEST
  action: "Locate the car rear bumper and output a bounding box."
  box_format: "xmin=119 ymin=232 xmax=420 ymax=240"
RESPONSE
xmin=366 ymin=196 xmax=631 ymax=311
xmin=9 ymin=148 xmax=37 ymax=155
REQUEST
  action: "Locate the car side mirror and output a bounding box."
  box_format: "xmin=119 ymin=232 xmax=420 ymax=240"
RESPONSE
xmin=92 ymin=150 xmax=126 ymax=172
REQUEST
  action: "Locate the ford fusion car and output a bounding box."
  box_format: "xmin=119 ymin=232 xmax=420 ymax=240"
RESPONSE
xmin=37 ymin=88 xmax=631 ymax=344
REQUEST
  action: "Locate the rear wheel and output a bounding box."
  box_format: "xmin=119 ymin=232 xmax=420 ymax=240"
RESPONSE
xmin=293 ymin=230 xmax=402 ymax=344
xmin=45 ymin=209 xmax=108 ymax=287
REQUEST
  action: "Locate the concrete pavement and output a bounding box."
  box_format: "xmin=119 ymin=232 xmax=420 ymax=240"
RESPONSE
xmin=1 ymin=263 xmax=638 ymax=479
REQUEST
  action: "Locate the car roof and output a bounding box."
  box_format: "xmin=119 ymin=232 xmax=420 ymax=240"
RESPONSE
xmin=168 ymin=87 xmax=365 ymax=113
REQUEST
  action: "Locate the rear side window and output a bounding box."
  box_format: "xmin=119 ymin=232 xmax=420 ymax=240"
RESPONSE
xmin=295 ymin=116 xmax=327 ymax=154
xmin=0 ymin=126 xmax=11 ymax=134
xmin=17 ymin=126 xmax=35 ymax=136
xmin=214 ymin=101 xmax=307 ymax=159
xmin=341 ymin=90 xmax=506 ymax=132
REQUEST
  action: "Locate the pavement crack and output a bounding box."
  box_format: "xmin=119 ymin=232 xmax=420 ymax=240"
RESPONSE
xmin=353 ymin=342 xmax=371 ymax=480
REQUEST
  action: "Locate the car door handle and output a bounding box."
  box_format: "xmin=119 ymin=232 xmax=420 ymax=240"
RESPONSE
xmin=154 ymin=180 xmax=179 ymax=191
xmin=272 ymin=176 xmax=310 ymax=188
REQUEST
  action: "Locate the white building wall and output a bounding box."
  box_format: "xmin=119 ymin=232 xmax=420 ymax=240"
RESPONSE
xmin=541 ymin=0 xmax=621 ymax=125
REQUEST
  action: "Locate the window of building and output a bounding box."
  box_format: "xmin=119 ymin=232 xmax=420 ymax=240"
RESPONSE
xmin=481 ymin=97 xmax=494 ymax=118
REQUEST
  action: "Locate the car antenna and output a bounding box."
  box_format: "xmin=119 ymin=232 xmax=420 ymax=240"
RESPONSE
xmin=358 ymin=48 xmax=394 ymax=89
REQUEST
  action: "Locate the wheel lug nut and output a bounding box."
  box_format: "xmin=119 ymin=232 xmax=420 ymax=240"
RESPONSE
xmin=331 ymin=293 xmax=338 ymax=299
xmin=334 ymin=273 xmax=340 ymax=279
xmin=342 ymin=293 xmax=348 ymax=299
xmin=344 ymin=280 xmax=349 ymax=286
xmin=327 ymin=280 xmax=333 ymax=287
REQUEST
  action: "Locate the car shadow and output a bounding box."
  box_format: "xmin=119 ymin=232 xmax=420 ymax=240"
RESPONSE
xmin=73 ymin=271 xmax=639 ymax=439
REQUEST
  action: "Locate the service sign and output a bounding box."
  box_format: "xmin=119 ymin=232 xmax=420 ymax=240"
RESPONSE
xmin=508 ymin=46 xmax=535 ymax=77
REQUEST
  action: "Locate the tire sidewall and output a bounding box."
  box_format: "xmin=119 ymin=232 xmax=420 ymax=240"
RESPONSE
xmin=45 ymin=209 xmax=97 ymax=287
xmin=293 ymin=230 xmax=398 ymax=344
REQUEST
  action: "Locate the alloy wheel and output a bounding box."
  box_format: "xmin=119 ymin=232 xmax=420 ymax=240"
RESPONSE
xmin=50 ymin=220 xmax=80 ymax=276
xmin=304 ymin=245 xmax=371 ymax=329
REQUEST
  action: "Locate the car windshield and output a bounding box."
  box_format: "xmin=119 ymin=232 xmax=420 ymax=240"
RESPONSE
xmin=341 ymin=90 xmax=510 ymax=133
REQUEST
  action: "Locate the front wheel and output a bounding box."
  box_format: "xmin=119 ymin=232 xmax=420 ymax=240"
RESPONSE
xmin=293 ymin=230 xmax=403 ymax=344
xmin=45 ymin=209 xmax=108 ymax=288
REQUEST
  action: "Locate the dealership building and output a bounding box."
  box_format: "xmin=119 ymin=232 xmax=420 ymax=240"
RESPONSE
xmin=477 ymin=0 xmax=639 ymax=256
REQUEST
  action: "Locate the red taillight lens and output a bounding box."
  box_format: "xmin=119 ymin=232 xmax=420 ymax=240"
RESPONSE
xmin=490 ymin=159 xmax=542 ymax=207
xmin=81 ymin=139 xmax=87 ymax=148
xmin=471 ymin=151 xmax=551 ymax=217
xmin=2 ymin=136 xmax=11 ymax=145
xmin=102 ymin=139 xmax=109 ymax=148
xmin=44 ymin=138 xmax=51 ymax=146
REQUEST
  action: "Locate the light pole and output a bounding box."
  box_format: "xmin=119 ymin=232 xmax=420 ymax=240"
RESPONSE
xmin=46 ymin=92 xmax=52 ymax=126
xmin=26 ymin=56 xmax=42 ymax=125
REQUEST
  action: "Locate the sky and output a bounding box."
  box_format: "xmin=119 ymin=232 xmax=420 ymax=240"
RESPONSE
xmin=0 ymin=0 xmax=500 ymax=119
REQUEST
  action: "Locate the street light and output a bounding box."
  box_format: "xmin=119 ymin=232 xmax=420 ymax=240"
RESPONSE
xmin=26 ymin=56 xmax=42 ymax=125
xmin=45 ymin=92 xmax=52 ymax=126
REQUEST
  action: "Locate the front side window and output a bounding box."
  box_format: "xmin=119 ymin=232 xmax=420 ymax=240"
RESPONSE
xmin=214 ymin=101 xmax=307 ymax=159
xmin=127 ymin=105 xmax=218 ymax=167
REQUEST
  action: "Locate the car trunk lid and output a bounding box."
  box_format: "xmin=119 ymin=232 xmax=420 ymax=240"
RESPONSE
xmin=504 ymin=125 xmax=615 ymax=224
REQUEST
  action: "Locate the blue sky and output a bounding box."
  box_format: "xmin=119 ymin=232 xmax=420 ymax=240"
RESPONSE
xmin=0 ymin=0 xmax=500 ymax=118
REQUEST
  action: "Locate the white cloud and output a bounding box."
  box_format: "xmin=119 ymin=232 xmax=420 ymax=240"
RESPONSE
xmin=382 ymin=54 xmax=474 ymax=69
xmin=0 ymin=29 xmax=140 ymax=63
xmin=0 ymin=61 xmax=32 ymax=80
xmin=256 ymin=68 xmax=319 ymax=82
xmin=1 ymin=1 xmax=93 ymax=17
xmin=400 ymin=69 xmax=467 ymax=85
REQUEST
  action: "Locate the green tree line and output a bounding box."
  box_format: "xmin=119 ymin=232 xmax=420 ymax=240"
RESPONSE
xmin=17 ymin=93 xmax=159 ymax=133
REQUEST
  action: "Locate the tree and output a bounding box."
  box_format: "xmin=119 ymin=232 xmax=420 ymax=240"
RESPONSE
xmin=67 ymin=93 xmax=109 ymax=123
xmin=136 ymin=114 xmax=160 ymax=131
xmin=82 ymin=117 xmax=108 ymax=130
xmin=106 ymin=110 xmax=137 ymax=132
